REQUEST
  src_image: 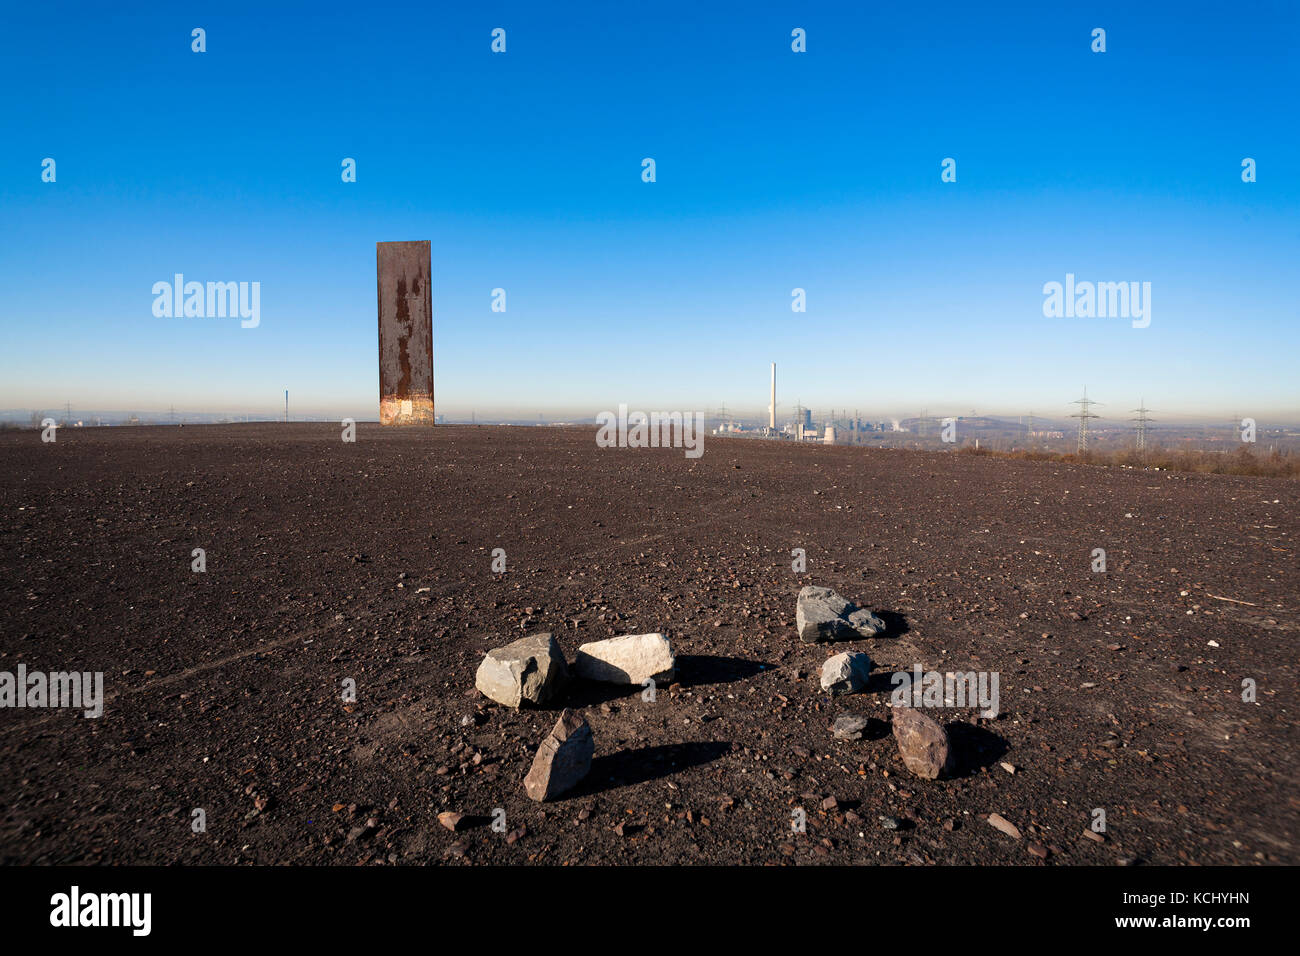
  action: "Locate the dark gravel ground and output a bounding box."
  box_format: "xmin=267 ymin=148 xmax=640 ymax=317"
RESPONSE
xmin=0 ymin=423 xmax=1295 ymax=865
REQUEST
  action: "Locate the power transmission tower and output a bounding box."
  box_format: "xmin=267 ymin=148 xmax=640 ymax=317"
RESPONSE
xmin=1069 ymin=388 xmax=1103 ymax=453
xmin=1026 ymin=410 xmax=1034 ymax=448
xmin=1130 ymin=400 xmax=1154 ymax=456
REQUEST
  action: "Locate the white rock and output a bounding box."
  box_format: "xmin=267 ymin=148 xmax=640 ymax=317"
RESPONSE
xmin=820 ymin=651 xmax=873 ymax=697
xmin=574 ymin=633 xmax=675 ymax=685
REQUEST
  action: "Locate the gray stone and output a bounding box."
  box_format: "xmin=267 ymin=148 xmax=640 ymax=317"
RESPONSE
xmin=847 ymin=607 xmax=887 ymax=638
xmin=796 ymin=586 xmax=886 ymax=642
xmin=523 ymin=709 xmax=594 ymax=802
xmin=574 ymin=633 xmax=674 ymax=685
xmin=891 ymin=705 xmax=954 ymax=780
xmin=796 ymin=586 xmax=856 ymax=643
xmin=475 ymin=632 xmax=568 ymax=708
xmin=833 ymin=714 xmax=870 ymax=740
xmin=820 ymin=651 xmax=873 ymax=697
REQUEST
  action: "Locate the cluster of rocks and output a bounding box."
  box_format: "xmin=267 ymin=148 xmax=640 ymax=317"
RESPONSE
xmin=474 ymin=631 xmax=674 ymax=801
xmin=474 ymin=584 xmax=956 ymax=811
xmin=800 ymin=586 xmax=956 ymax=781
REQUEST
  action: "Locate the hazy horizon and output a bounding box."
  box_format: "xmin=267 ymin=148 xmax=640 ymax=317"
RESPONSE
xmin=7 ymin=402 xmax=1299 ymax=428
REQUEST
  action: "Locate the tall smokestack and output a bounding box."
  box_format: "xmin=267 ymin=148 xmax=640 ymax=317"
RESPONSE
xmin=769 ymin=362 xmax=776 ymax=430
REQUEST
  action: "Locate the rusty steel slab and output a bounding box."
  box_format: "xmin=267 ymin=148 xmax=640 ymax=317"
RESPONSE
xmin=376 ymin=240 xmax=435 ymax=425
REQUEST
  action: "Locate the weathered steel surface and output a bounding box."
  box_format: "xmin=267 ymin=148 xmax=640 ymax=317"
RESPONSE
xmin=376 ymin=240 xmax=435 ymax=425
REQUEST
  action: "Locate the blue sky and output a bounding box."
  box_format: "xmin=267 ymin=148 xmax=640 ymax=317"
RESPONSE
xmin=2 ymin=1 xmax=1297 ymax=421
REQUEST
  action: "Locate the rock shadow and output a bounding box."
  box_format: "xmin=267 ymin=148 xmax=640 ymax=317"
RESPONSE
xmin=827 ymin=714 xmax=891 ymax=744
xmin=874 ymin=610 xmax=909 ymax=639
xmin=557 ymin=680 xmax=644 ymax=708
xmin=674 ymin=654 xmax=772 ymax=688
xmin=551 ymin=655 xmax=771 ymax=707
xmin=945 ymin=722 xmax=1010 ymax=777
xmin=863 ymin=670 xmax=903 ymax=696
xmin=570 ymin=741 xmax=732 ymax=797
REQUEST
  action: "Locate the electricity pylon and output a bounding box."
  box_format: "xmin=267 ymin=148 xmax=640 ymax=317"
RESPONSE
xmin=1130 ymin=400 xmax=1154 ymax=455
xmin=1069 ymin=388 xmax=1103 ymax=453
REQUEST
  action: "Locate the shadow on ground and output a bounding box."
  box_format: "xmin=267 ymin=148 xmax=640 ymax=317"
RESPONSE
xmin=557 ymin=655 xmax=771 ymax=707
xmin=875 ymin=610 xmax=910 ymax=639
xmin=863 ymin=670 xmax=902 ymax=696
xmin=559 ymin=681 xmax=644 ymax=707
xmin=570 ymin=741 xmax=733 ymax=797
xmin=946 ymin=723 xmax=1010 ymax=777
xmin=674 ymin=654 xmax=772 ymax=687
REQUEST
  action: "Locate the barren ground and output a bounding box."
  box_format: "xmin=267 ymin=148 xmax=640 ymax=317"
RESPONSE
xmin=0 ymin=424 xmax=1295 ymax=865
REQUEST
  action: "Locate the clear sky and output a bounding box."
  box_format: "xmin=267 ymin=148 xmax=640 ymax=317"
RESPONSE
xmin=2 ymin=1 xmax=1297 ymax=421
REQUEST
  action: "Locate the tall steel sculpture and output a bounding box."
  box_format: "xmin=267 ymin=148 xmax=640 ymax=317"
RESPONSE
xmin=376 ymin=240 xmax=435 ymax=425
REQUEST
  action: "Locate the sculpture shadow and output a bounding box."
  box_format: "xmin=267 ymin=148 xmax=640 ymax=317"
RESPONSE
xmin=945 ymin=722 xmax=1010 ymax=778
xmin=570 ymin=741 xmax=732 ymax=797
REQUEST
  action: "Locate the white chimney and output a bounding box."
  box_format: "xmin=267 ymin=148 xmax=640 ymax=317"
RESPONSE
xmin=769 ymin=362 xmax=776 ymax=430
